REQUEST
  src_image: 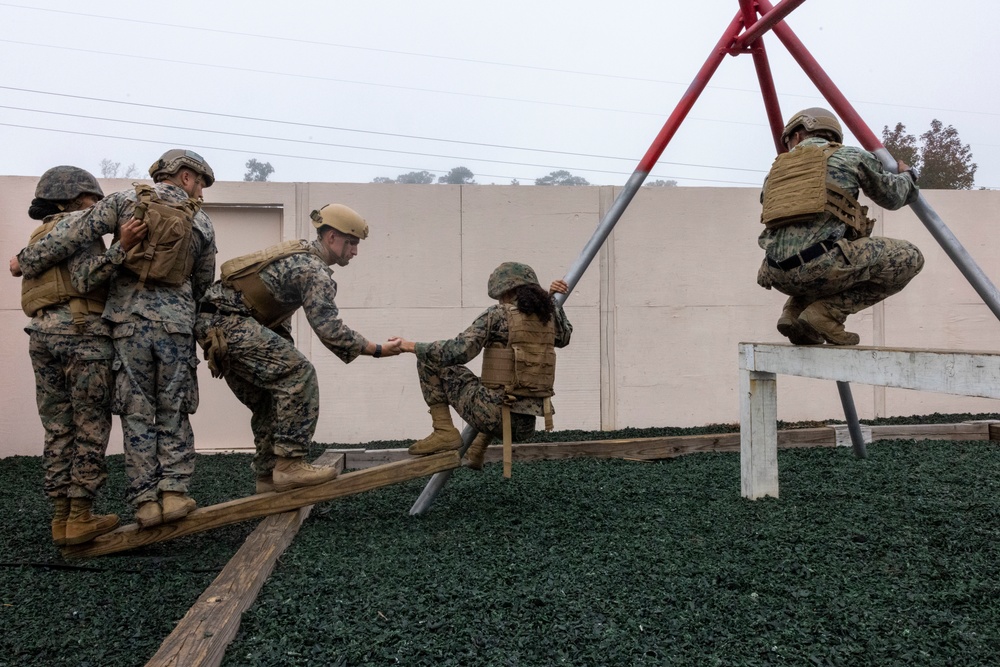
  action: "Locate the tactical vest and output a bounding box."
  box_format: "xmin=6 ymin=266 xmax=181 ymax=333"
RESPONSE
xmin=760 ymin=143 xmax=874 ymax=239
xmin=20 ymin=214 xmax=107 ymax=325
xmin=481 ymin=304 xmax=557 ymax=399
xmin=119 ymin=183 xmax=200 ymax=286
xmin=220 ymin=240 xmax=323 ymax=329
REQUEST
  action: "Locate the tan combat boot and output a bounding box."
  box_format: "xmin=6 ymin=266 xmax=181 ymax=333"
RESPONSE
xmin=776 ymin=297 xmax=823 ymax=345
xmin=408 ymin=404 xmax=462 ymax=455
xmin=161 ymin=491 xmax=197 ymax=523
xmin=51 ymin=496 xmax=70 ymax=546
xmin=273 ymin=456 xmax=338 ymax=492
xmin=65 ymin=498 xmax=120 ymax=545
xmin=798 ymin=302 xmax=860 ymax=346
xmin=463 ymin=432 xmax=492 ymax=471
xmin=135 ymin=500 xmax=163 ymax=529
xmin=255 ymin=474 xmax=275 ymax=494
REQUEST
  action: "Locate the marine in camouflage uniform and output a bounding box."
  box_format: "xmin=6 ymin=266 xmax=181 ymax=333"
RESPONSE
xmin=13 ymin=165 xmax=131 ymax=545
xmin=757 ymin=108 xmax=923 ymax=345
xmin=195 ymin=204 xmax=400 ymax=494
xmin=17 ymin=150 xmax=216 ymax=528
xmin=397 ymin=262 xmax=572 ymax=466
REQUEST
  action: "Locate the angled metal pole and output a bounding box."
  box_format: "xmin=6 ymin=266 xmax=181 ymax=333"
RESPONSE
xmin=409 ymin=11 xmax=748 ymax=516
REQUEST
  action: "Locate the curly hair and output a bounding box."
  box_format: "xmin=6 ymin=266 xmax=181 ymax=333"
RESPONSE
xmin=28 ymin=198 xmax=65 ymax=221
xmin=511 ymin=283 xmax=554 ymax=325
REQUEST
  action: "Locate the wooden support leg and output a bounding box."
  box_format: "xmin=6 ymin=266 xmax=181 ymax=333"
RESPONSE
xmin=741 ymin=368 xmax=779 ymax=500
xmin=502 ymin=405 xmax=512 ymax=479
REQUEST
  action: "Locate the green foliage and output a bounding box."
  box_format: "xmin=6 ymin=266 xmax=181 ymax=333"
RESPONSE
xmin=438 ymin=167 xmax=476 ymax=185
xmin=243 ymin=158 xmax=275 ymax=182
xmin=881 ymin=120 xmax=977 ymax=189
xmin=3 ymin=422 xmax=1000 ymax=666
xmin=373 ymin=171 xmax=436 ymax=185
xmin=645 ymin=178 xmax=678 ymax=187
xmin=535 ymin=170 xmax=590 ymax=186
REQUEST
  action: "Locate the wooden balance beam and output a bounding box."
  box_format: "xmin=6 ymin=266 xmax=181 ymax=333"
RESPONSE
xmin=62 ymin=450 xmax=460 ymax=559
xmin=739 ymin=343 xmax=1000 ymax=500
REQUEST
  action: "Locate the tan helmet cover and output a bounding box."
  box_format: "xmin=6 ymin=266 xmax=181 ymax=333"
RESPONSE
xmin=780 ymin=107 xmax=844 ymax=146
xmin=148 ymin=149 xmax=216 ymax=187
xmin=309 ymin=204 xmax=369 ymax=239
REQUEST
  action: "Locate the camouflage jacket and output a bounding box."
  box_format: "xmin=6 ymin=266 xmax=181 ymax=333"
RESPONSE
xmin=200 ymin=240 xmax=368 ymax=364
xmin=758 ymin=137 xmax=919 ymax=262
xmin=23 ymin=211 xmax=112 ymax=337
xmin=416 ymin=301 xmax=572 ymax=414
xmin=17 ymin=183 xmax=216 ymax=328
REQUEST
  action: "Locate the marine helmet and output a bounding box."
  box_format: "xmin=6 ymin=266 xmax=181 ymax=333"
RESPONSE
xmin=34 ymin=165 xmax=104 ymax=202
xmin=148 ymin=149 xmax=215 ymax=187
xmin=309 ymin=204 xmax=369 ymax=239
xmin=780 ymin=107 xmax=843 ymax=146
xmin=487 ymin=262 xmax=540 ymax=299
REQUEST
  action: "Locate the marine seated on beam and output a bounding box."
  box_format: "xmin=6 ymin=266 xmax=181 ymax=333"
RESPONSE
xmin=756 ymin=107 xmax=923 ymax=346
xmin=195 ymin=204 xmax=401 ymax=494
xmin=392 ymin=262 xmax=570 ymax=470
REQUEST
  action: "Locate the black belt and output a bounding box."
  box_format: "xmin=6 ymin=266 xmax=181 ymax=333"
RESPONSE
xmin=767 ymin=238 xmax=839 ymax=271
xmin=198 ymin=302 xmax=218 ymax=314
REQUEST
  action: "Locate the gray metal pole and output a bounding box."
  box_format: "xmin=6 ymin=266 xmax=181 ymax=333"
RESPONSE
xmin=872 ymin=148 xmax=1000 ymax=321
xmin=836 ymin=381 xmax=867 ymax=459
xmin=409 ymin=171 xmax=652 ymax=516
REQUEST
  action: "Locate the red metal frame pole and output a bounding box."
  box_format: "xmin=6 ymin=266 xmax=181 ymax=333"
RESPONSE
xmin=733 ymin=0 xmax=808 ymax=51
xmin=737 ymin=0 xmax=787 ymax=153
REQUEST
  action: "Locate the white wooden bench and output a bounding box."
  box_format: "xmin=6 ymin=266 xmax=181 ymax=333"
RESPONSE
xmin=739 ymin=343 xmax=1000 ymax=499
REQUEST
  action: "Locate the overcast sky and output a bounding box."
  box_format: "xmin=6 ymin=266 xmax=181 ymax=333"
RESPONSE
xmin=1 ymin=1 xmax=997 ymax=189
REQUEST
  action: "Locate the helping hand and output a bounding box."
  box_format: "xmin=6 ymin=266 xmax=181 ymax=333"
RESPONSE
xmin=9 ymin=255 xmax=22 ymax=277
xmin=549 ymin=279 xmax=569 ymax=296
xmin=119 ymin=217 xmax=148 ymax=252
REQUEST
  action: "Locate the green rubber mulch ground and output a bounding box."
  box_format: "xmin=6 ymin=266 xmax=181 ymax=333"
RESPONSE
xmin=2 ymin=426 xmax=999 ymax=666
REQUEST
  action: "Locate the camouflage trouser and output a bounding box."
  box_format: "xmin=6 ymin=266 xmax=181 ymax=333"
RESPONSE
xmin=417 ymin=360 xmax=536 ymax=442
xmin=757 ymin=236 xmax=924 ymax=317
xmin=195 ymin=313 xmax=319 ymax=475
xmin=28 ymin=332 xmax=113 ymax=499
xmin=112 ymin=319 xmax=199 ymax=505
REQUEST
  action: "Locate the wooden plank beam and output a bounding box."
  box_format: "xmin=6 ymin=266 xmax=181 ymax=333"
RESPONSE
xmin=145 ymin=452 xmax=344 ymax=667
xmin=63 ymin=450 xmax=460 ymax=559
xmin=741 ymin=343 xmax=1000 ymax=399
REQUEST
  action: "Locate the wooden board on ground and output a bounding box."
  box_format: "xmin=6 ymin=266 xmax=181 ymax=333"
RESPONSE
xmin=145 ymin=451 xmax=344 ymax=667
xmin=63 ymin=450 xmax=460 ymax=559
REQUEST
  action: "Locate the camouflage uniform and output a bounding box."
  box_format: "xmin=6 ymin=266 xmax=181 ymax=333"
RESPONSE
xmin=22 ymin=212 xmax=113 ymax=500
xmin=17 ymin=183 xmax=216 ymax=505
xmin=757 ymin=137 xmax=923 ymax=316
xmin=414 ymin=302 xmax=572 ymax=441
xmin=194 ymin=240 xmax=368 ymax=476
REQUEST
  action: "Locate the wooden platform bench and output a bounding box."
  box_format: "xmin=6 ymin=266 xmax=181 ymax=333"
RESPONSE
xmin=739 ymin=343 xmax=1000 ymax=500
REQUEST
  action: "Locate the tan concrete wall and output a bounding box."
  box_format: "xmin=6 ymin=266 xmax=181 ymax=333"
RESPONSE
xmin=2 ymin=178 xmax=998 ymax=457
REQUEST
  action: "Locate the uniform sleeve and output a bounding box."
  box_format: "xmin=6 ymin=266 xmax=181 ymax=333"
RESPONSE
xmin=294 ymin=259 xmax=368 ymax=364
xmin=553 ymin=302 xmax=573 ymax=348
xmin=68 ymin=241 xmax=119 ymax=293
xmin=16 ymin=196 xmax=122 ymax=279
xmin=190 ymin=219 xmax=217 ymax=304
xmin=856 ymin=152 xmax=919 ymax=211
xmin=415 ymin=308 xmax=493 ymax=366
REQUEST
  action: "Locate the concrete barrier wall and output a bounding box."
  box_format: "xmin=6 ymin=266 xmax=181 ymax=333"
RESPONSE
xmin=2 ymin=178 xmax=998 ymax=457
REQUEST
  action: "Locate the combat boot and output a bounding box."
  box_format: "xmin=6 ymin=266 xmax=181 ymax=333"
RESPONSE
xmin=798 ymin=302 xmax=860 ymax=346
xmin=273 ymin=456 xmax=338 ymax=492
xmin=776 ymin=298 xmax=823 ymax=345
xmin=135 ymin=500 xmax=162 ymax=529
xmin=65 ymin=498 xmax=120 ymax=545
xmin=50 ymin=496 xmax=70 ymax=546
xmin=161 ymin=491 xmax=197 ymax=523
xmin=463 ymin=432 xmax=492 ymax=471
xmin=408 ymin=404 xmax=462 ymax=455
xmin=255 ymin=474 xmax=275 ymax=494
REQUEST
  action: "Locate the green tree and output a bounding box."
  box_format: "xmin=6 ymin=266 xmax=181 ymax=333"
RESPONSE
xmin=881 ymin=120 xmax=976 ymax=189
xmin=438 ymin=166 xmax=476 ymax=184
xmin=394 ymin=170 xmax=435 ymax=184
xmin=645 ymin=179 xmax=678 ymax=187
xmin=244 ymin=158 xmax=275 ymax=182
xmin=99 ymin=159 xmax=138 ymax=179
xmin=535 ymin=170 xmax=590 ymax=186
xmin=372 ymin=176 xmax=395 ymax=184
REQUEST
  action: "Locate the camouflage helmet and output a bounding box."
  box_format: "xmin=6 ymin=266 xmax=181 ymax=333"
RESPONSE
xmin=34 ymin=165 xmax=104 ymax=202
xmin=309 ymin=204 xmax=369 ymax=239
xmin=780 ymin=107 xmax=843 ymax=146
xmin=487 ymin=262 xmax=540 ymax=299
xmin=148 ymin=149 xmax=215 ymax=187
